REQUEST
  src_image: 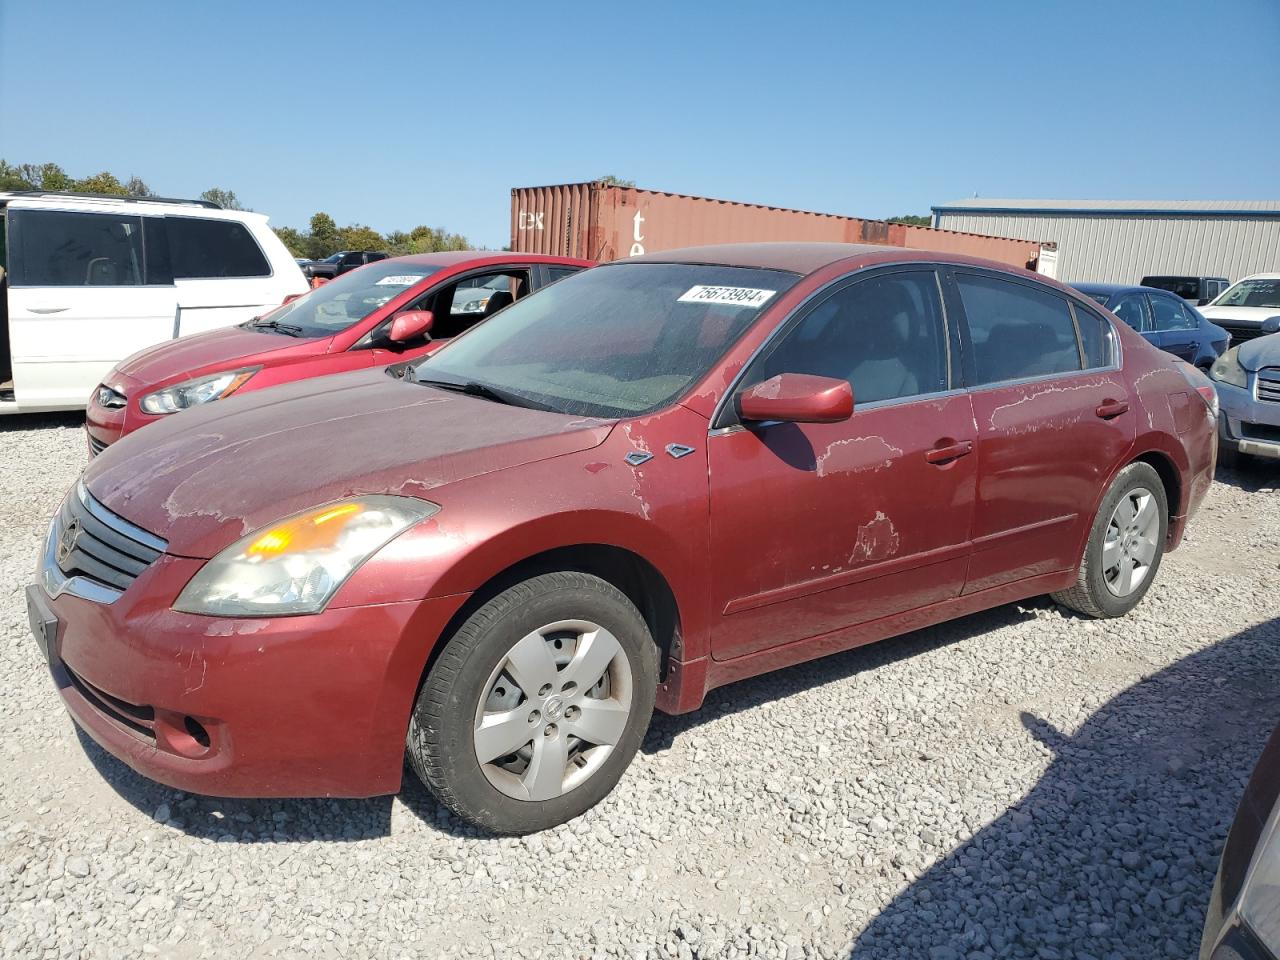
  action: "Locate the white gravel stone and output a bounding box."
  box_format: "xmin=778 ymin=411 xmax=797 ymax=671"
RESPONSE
xmin=1 ymin=414 xmax=1277 ymax=958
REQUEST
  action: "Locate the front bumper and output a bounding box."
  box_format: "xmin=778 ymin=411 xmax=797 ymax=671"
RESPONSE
xmin=1217 ymin=379 xmax=1280 ymax=460
xmin=31 ymin=554 xmax=468 ymax=797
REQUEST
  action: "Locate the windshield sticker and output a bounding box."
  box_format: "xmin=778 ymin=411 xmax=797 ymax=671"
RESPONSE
xmin=376 ymin=275 xmax=426 ymax=286
xmin=677 ymin=285 xmax=776 ymax=308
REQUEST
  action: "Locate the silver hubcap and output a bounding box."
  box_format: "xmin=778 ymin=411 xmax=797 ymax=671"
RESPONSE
xmin=473 ymin=619 xmax=633 ymax=802
xmin=1102 ymin=486 xmax=1160 ymax=597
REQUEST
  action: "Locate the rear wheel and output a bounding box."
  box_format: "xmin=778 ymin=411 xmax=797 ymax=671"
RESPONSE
xmin=407 ymin=572 xmax=658 ymax=834
xmin=1053 ymin=462 xmax=1168 ymax=618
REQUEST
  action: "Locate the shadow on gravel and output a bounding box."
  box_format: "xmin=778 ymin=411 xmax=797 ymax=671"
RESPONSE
xmin=0 ymin=411 xmax=84 ymax=433
xmin=847 ymin=616 xmax=1280 ymax=960
xmin=1215 ymin=454 xmax=1278 ymax=493
xmin=644 ymin=600 xmax=1049 ymax=754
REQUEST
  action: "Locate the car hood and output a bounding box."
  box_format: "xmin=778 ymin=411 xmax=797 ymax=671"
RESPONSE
xmin=1238 ymin=333 xmax=1280 ymax=372
xmin=83 ymin=368 xmax=614 ymax=558
xmin=115 ymin=325 xmax=327 ymax=385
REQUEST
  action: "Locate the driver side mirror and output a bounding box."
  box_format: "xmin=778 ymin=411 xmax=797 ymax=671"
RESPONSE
xmin=738 ymin=373 xmax=853 ymax=424
xmin=1262 ymin=316 xmax=1280 ymax=335
xmin=389 ymin=310 xmax=433 ymax=343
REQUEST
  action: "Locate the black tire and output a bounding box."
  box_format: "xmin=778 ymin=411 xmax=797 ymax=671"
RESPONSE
xmin=1052 ymin=461 xmax=1169 ymax=619
xmin=407 ymin=571 xmax=658 ymax=834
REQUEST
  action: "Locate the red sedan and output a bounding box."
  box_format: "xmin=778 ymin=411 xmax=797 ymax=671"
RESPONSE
xmin=31 ymin=243 xmax=1216 ymax=834
xmin=84 ymin=251 xmax=591 ymax=453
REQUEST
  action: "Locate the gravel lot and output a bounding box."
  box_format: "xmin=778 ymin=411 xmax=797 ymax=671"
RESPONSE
xmin=2 ymin=413 xmax=1278 ymax=960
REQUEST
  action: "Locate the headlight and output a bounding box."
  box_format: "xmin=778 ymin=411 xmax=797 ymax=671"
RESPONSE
xmin=140 ymin=368 xmax=259 ymax=415
xmin=174 ymin=496 xmax=438 ymax=616
xmin=1239 ymin=805 xmax=1280 ymax=953
xmin=456 ymin=297 xmax=489 ymax=314
xmin=1209 ymin=348 xmax=1248 ymax=389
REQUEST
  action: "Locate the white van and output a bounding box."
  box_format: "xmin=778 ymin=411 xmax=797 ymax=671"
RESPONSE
xmin=0 ymin=191 xmax=308 ymax=413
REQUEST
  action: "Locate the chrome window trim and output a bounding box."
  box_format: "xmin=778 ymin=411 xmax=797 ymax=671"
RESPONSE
xmin=708 ymin=261 xmax=951 ymax=432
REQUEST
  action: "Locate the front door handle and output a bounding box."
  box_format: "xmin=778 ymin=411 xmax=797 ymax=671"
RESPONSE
xmin=27 ymin=306 xmax=69 ymax=315
xmin=925 ymin=439 xmax=974 ymax=465
xmin=1096 ymin=399 xmax=1129 ymax=419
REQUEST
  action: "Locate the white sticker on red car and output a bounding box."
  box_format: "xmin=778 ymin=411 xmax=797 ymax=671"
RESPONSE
xmin=677 ymin=285 xmax=777 ymax=308
xmin=376 ymin=275 xmax=427 ymax=286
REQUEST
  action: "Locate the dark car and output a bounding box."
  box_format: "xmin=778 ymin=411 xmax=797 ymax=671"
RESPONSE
xmin=1141 ymin=275 xmax=1230 ymax=306
xmin=32 ymin=243 xmax=1216 ymax=834
xmin=305 ymin=250 xmax=390 ymax=280
xmin=1201 ymin=721 xmax=1280 ymax=959
xmin=1075 ymin=282 xmax=1229 ymax=369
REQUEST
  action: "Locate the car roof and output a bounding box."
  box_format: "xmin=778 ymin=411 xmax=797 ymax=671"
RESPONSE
xmin=622 ymin=242 xmax=1073 ymax=292
xmin=626 ymin=242 xmax=900 ymax=273
xmin=1236 ymin=273 xmax=1280 ymax=282
xmin=0 ymin=190 xmax=268 ymax=222
xmin=1074 ymin=282 xmax=1154 ymax=296
xmin=384 ymin=250 xmax=591 ymax=268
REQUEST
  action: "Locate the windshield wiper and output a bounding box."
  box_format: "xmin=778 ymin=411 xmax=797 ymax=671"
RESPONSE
xmin=247 ymin=317 xmax=305 ymax=337
xmin=413 ymin=375 xmax=545 ymax=410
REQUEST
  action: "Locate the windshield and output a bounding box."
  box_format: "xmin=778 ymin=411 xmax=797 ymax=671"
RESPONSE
xmin=257 ymin=261 xmax=441 ymax=337
xmin=1212 ymin=278 xmax=1280 ymax=309
xmin=322 ymin=253 xmax=344 ymax=264
xmin=412 ymin=262 xmax=799 ymax=418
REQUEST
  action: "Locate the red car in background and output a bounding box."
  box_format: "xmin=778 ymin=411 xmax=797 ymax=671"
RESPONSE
xmin=34 ymin=243 xmax=1216 ymax=835
xmin=85 ymin=251 xmax=590 ymax=453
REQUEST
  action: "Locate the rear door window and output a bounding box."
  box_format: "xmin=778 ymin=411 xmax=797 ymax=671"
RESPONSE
xmin=955 ymin=272 xmax=1082 ymax=386
xmin=1149 ymin=294 xmax=1197 ymax=331
xmin=1071 ymin=301 xmax=1116 ymax=368
xmin=546 ymin=266 xmax=583 ymax=284
xmin=166 ymin=217 xmax=270 ymax=279
xmin=8 ymin=209 xmax=148 ymax=286
xmin=1108 ymin=294 xmax=1149 ymax=332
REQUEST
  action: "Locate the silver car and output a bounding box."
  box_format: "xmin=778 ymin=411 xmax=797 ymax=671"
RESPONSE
xmin=1209 ymin=317 xmax=1280 ymax=461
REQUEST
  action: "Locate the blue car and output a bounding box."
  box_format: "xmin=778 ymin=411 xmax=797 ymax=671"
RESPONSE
xmin=1074 ymin=283 xmax=1229 ymax=370
xmin=1208 ymin=317 xmax=1280 ymax=461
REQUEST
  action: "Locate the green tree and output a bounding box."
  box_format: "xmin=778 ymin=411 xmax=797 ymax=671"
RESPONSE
xmin=36 ymin=163 xmax=74 ymax=191
xmin=200 ymin=187 xmax=244 ymax=210
xmin=596 ymin=175 xmax=636 ymax=187
xmin=307 ymin=212 xmax=340 ymax=259
xmin=125 ymin=176 xmax=154 ymax=198
xmin=74 ymin=171 xmax=129 ymax=195
xmin=0 ymin=160 xmax=33 ymax=190
xmin=886 ymin=214 xmax=931 ymax=226
xmin=273 ymin=226 xmax=309 ymax=258
xmin=337 ymin=224 xmax=385 ymax=252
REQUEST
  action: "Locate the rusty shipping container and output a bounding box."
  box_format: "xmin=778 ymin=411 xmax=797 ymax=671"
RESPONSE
xmin=511 ymin=182 xmax=1044 ymax=270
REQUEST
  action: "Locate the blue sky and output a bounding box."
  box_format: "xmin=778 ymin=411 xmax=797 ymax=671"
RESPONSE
xmin=2 ymin=0 xmax=1276 ymax=248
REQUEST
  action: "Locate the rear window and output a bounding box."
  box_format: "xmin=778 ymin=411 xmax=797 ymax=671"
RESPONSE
xmin=167 ymin=217 xmax=270 ymax=279
xmin=956 ymin=273 xmax=1082 ymax=385
xmin=5 ymin=208 xmax=180 ymax=286
xmin=1142 ymin=276 xmax=1200 ymax=300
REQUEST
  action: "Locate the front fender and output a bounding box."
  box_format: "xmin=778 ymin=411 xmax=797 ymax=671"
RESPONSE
xmin=334 ymin=403 xmax=716 ymax=659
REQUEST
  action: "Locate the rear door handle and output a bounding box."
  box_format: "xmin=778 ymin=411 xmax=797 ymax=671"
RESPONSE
xmin=925 ymin=439 xmax=973 ymax=465
xmin=1095 ymin=399 xmax=1129 ymax=419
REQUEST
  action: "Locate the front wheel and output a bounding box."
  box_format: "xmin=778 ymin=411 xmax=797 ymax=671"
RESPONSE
xmin=407 ymin=572 xmax=658 ymax=834
xmin=1052 ymin=461 xmax=1168 ymax=619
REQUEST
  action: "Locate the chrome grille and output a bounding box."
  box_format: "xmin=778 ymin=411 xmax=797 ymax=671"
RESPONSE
xmin=42 ymin=483 xmax=167 ymax=603
xmin=1258 ymin=368 xmax=1280 ymax=404
xmin=87 ymin=433 xmax=110 ymax=457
